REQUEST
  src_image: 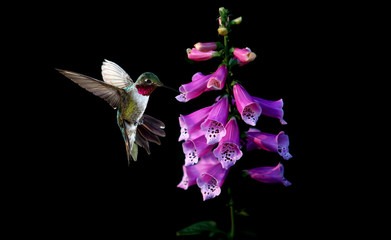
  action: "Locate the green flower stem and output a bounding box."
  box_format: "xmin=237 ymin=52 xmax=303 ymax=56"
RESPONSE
xmin=220 ymin=8 xmax=236 ymax=239
xmin=224 ymin=35 xmax=230 ymax=66
xmin=223 ymin=34 xmax=234 ymax=107
xmin=228 ymin=187 xmax=235 ymax=240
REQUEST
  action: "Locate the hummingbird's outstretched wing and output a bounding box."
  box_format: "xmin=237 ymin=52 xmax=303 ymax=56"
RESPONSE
xmin=101 ymin=59 xmax=133 ymax=89
xmin=57 ymin=69 xmax=126 ymax=109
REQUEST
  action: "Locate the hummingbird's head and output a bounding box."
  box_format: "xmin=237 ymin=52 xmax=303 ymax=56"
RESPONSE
xmin=135 ymin=72 xmax=163 ymax=96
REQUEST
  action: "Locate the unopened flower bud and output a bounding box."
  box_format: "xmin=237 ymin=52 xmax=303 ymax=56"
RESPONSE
xmin=218 ymin=26 xmax=228 ymax=36
xmin=233 ymin=47 xmax=256 ymax=65
xmin=230 ymin=16 xmax=242 ymax=25
xmin=219 ymin=7 xmax=227 ymax=16
xmin=194 ymin=42 xmax=218 ymax=52
xmin=187 ymin=48 xmax=219 ymax=61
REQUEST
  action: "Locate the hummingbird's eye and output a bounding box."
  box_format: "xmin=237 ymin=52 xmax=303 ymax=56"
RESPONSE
xmin=145 ymin=79 xmax=152 ymax=84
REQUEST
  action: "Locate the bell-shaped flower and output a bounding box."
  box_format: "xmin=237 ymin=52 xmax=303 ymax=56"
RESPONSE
xmin=177 ymin=165 xmax=196 ymax=190
xmin=194 ymin=42 xmax=221 ymax=52
xmin=182 ymin=134 xmax=215 ymax=166
xmin=233 ymin=83 xmax=262 ymax=126
xmin=206 ymin=65 xmax=227 ymax=90
xmin=246 ymin=128 xmax=292 ymax=160
xmin=244 ymin=163 xmax=291 ymax=187
xmin=177 ymin=152 xmax=217 ymax=190
xmin=213 ymin=117 xmax=243 ymax=169
xmin=176 ymin=72 xmax=213 ymax=102
xmin=176 ymin=65 xmax=227 ymax=102
xmin=233 ymin=47 xmax=256 ymax=65
xmin=253 ymin=96 xmax=287 ymax=125
xmin=201 ymin=95 xmax=229 ymax=145
xmin=187 ymin=48 xmax=219 ymax=61
xmin=177 ymin=152 xmax=229 ymax=200
xmin=197 ymin=153 xmax=229 ymax=200
xmin=178 ymin=105 xmax=214 ymax=141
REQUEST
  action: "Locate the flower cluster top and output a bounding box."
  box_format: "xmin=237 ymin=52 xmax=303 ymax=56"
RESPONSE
xmin=176 ymin=7 xmax=292 ymax=201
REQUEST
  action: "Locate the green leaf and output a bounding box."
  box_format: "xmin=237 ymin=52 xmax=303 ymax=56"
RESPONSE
xmin=176 ymin=221 xmax=223 ymax=236
xmin=235 ymin=209 xmax=250 ymax=217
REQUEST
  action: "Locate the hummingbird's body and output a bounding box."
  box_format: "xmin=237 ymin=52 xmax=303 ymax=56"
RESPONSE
xmin=57 ymin=60 xmax=165 ymax=164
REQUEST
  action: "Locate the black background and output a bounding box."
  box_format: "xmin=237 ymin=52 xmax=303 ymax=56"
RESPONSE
xmin=7 ymin=0 xmax=341 ymax=239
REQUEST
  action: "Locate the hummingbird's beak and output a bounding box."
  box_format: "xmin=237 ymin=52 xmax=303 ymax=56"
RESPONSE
xmin=161 ymin=85 xmax=180 ymax=93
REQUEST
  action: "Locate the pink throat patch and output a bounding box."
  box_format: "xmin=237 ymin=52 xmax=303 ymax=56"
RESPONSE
xmin=136 ymin=85 xmax=155 ymax=96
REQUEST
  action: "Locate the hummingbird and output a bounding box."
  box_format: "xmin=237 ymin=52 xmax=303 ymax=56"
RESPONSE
xmin=57 ymin=59 xmax=166 ymax=165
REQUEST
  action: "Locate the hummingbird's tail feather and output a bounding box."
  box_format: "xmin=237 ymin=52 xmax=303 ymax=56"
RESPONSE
xmin=135 ymin=128 xmax=150 ymax=155
xmin=137 ymin=124 xmax=161 ymax=145
xmin=118 ymin=113 xmax=165 ymax=164
xmin=141 ymin=115 xmax=166 ymax=137
xmin=134 ymin=114 xmax=166 ymax=156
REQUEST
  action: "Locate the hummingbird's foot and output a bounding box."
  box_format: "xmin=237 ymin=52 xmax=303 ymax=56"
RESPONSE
xmin=135 ymin=119 xmax=143 ymax=126
xmin=137 ymin=117 xmax=144 ymax=126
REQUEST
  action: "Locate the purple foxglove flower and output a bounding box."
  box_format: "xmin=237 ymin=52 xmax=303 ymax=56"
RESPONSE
xmin=196 ymin=152 xmax=229 ymax=201
xmin=175 ymin=72 xmax=213 ymax=102
xmin=187 ymin=48 xmax=218 ymax=61
xmin=213 ymin=117 xmax=243 ymax=169
xmin=175 ymin=65 xmax=227 ymax=102
xmin=177 ymin=165 xmax=196 ymax=190
xmin=178 ymin=152 xmax=229 ymax=200
xmin=177 ymin=152 xmax=218 ymax=190
xmin=206 ymin=65 xmax=227 ymax=90
xmin=233 ymin=47 xmax=256 ymax=64
xmin=194 ymin=42 xmax=218 ymax=52
xmin=246 ymin=128 xmax=292 ymax=160
xmin=253 ymin=96 xmax=287 ymax=125
xmin=191 ymin=72 xmax=206 ymax=81
xmin=201 ymin=95 xmax=229 ymax=145
xmin=245 ymin=163 xmax=291 ymax=187
xmin=233 ymin=83 xmax=262 ymax=126
xmin=178 ymin=105 xmax=214 ymax=141
xmin=182 ymin=134 xmax=215 ymax=166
